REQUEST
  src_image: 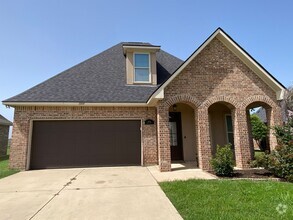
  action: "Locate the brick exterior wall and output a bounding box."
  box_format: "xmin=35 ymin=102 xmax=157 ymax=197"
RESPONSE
xmin=9 ymin=37 xmax=283 ymax=172
xmin=0 ymin=125 xmax=9 ymax=157
xmin=157 ymin=38 xmax=282 ymax=171
xmin=9 ymin=106 xmax=157 ymax=170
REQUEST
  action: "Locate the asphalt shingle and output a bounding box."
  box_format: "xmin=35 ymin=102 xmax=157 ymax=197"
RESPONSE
xmin=4 ymin=43 xmax=183 ymax=103
xmin=0 ymin=114 xmax=12 ymax=126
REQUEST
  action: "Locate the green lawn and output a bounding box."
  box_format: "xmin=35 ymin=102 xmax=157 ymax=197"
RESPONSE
xmin=0 ymin=155 xmax=19 ymax=179
xmin=160 ymin=179 xmax=293 ymax=220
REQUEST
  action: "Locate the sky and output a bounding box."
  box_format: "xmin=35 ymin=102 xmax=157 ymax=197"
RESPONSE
xmin=0 ymin=0 xmax=293 ymax=129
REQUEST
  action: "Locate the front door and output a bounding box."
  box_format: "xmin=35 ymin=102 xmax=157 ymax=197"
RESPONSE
xmin=169 ymin=112 xmax=183 ymax=161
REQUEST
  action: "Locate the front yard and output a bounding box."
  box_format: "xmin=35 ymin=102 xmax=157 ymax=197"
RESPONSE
xmin=0 ymin=155 xmax=19 ymax=179
xmin=160 ymin=179 xmax=292 ymax=220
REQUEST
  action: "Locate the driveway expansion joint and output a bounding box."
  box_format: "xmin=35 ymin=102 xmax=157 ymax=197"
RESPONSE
xmin=65 ymin=184 xmax=159 ymax=191
xmin=29 ymin=169 xmax=85 ymax=220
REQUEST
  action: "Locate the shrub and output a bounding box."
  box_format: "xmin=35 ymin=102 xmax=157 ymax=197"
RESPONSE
xmin=266 ymin=144 xmax=293 ymax=182
xmin=273 ymin=117 xmax=293 ymax=145
xmin=250 ymin=151 xmax=269 ymax=168
xmin=251 ymin=117 xmax=293 ymax=182
xmin=211 ymin=144 xmax=234 ymax=177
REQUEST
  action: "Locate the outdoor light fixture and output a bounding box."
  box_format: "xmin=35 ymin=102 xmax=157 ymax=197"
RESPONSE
xmin=172 ymin=104 xmax=177 ymax=111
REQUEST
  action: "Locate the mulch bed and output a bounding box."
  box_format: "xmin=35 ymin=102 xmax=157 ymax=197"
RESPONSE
xmin=208 ymin=169 xmax=284 ymax=181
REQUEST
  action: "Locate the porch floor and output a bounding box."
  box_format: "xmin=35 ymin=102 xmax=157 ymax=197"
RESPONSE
xmin=147 ymin=162 xmax=217 ymax=182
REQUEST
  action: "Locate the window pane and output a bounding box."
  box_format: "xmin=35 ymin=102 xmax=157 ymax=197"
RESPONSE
xmin=135 ymin=54 xmax=149 ymax=67
xmin=228 ymin=133 xmax=234 ymax=146
xmin=226 ymin=115 xmax=233 ymax=132
xmin=135 ymin=68 xmax=149 ymax=82
xmin=169 ymin=122 xmax=178 ymax=146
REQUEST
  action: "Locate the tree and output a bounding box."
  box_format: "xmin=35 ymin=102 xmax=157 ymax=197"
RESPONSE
xmin=273 ymin=116 xmax=293 ymax=145
xmin=251 ymin=117 xmax=293 ymax=182
xmin=285 ymin=85 xmax=293 ymax=112
xmin=250 ymin=114 xmax=268 ymax=151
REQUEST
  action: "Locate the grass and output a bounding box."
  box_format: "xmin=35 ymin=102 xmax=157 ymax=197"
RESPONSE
xmin=0 ymin=154 xmax=19 ymax=179
xmin=160 ymin=179 xmax=293 ymax=220
xmin=254 ymin=150 xmax=265 ymax=157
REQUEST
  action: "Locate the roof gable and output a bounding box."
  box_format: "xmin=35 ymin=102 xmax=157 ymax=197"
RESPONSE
xmin=0 ymin=114 xmax=12 ymax=126
xmin=148 ymin=28 xmax=286 ymax=103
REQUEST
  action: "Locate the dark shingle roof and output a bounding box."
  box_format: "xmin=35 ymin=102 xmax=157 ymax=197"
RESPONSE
xmin=4 ymin=43 xmax=183 ymax=103
xmin=0 ymin=115 xmax=12 ymax=126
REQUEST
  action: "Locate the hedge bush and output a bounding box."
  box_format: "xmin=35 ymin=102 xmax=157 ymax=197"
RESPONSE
xmin=251 ymin=117 xmax=293 ymax=182
xmin=210 ymin=144 xmax=234 ymax=177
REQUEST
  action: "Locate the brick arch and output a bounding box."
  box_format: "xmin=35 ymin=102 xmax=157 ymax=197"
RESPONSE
xmin=200 ymin=95 xmax=240 ymax=109
xmin=241 ymin=95 xmax=277 ymax=109
xmin=163 ymin=94 xmax=201 ymax=109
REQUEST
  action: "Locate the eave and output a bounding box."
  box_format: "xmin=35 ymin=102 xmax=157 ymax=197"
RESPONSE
xmin=2 ymin=101 xmax=156 ymax=108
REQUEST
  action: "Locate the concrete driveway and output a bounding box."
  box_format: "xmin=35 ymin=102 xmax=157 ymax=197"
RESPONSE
xmin=0 ymin=167 xmax=182 ymax=220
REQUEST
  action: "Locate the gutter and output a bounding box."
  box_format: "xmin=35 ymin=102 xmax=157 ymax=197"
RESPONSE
xmin=2 ymin=101 xmax=153 ymax=107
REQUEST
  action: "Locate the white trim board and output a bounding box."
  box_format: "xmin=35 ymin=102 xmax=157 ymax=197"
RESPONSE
xmin=3 ymin=102 xmax=151 ymax=107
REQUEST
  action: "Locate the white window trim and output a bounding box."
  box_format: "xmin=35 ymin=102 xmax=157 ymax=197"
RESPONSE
xmin=133 ymin=52 xmax=151 ymax=83
xmin=225 ymin=114 xmax=234 ymax=145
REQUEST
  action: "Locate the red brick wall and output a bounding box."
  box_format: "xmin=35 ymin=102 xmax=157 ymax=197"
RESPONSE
xmin=9 ymin=106 xmax=157 ymax=170
xmin=157 ymin=38 xmax=282 ymax=171
xmin=165 ymin=38 xmax=278 ymax=102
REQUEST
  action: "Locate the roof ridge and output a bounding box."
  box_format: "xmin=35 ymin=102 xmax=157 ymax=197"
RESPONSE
xmin=121 ymin=42 xmax=159 ymax=47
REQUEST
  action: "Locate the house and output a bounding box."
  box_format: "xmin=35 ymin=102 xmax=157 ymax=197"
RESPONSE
xmin=256 ymin=104 xmax=293 ymax=124
xmin=3 ymin=28 xmax=286 ymax=172
xmin=0 ymin=114 xmax=12 ymax=157
xmin=255 ymin=107 xmax=267 ymax=123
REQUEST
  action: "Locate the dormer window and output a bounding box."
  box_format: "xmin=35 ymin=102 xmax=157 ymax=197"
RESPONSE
xmin=123 ymin=43 xmax=160 ymax=85
xmin=134 ymin=53 xmax=151 ymax=83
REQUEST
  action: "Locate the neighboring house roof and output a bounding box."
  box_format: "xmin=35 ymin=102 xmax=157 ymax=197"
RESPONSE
xmin=256 ymin=105 xmax=292 ymax=123
xmin=255 ymin=107 xmax=267 ymax=123
xmin=3 ymin=42 xmax=183 ymax=104
xmin=0 ymin=115 xmax=12 ymax=126
xmin=148 ymin=28 xmax=286 ymax=103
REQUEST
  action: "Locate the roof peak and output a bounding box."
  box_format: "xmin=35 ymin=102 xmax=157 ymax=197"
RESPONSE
xmin=122 ymin=42 xmax=160 ymax=47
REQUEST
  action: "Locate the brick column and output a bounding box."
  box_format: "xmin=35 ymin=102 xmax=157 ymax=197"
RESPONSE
xmin=266 ymin=108 xmax=281 ymax=150
xmin=9 ymin=110 xmax=30 ymax=170
xmin=246 ymin=110 xmax=255 ymax=158
xmin=233 ymin=108 xmax=252 ymax=169
xmin=193 ymin=108 xmax=199 ymax=167
xmin=197 ymin=107 xmax=212 ymax=170
xmin=157 ymin=104 xmax=171 ymax=172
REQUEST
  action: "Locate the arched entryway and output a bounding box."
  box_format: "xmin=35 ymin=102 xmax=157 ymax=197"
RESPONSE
xmin=208 ymin=102 xmax=236 ymax=159
xmin=168 ymin=103 xmax=198 ymax=166
xmin=246 ymin=101 xmax=273 ymax=159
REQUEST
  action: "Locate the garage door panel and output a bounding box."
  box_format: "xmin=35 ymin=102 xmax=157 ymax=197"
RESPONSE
xmin=116 ymin=136 xmax=141 ymax=164
xmin=30 ymin=120 xmax=141 ymax=169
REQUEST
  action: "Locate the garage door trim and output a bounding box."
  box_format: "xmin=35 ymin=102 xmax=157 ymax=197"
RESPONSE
xmin=26 ymin=119 xmax=143 ymax=170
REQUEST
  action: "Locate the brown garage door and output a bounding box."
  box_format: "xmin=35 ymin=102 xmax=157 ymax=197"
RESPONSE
xmin=30 ymin=120 xmax=141 ymax=169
